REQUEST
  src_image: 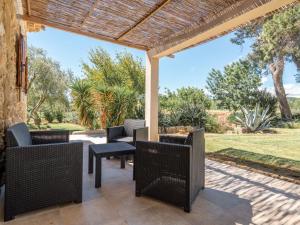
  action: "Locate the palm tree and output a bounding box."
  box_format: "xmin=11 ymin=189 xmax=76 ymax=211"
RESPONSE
xmin=70 ymin=80 xmax=98 ymax=129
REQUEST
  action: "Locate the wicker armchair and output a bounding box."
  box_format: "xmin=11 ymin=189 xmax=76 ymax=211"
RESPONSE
xmin=4 ymin=123 xmax=83 ymax=221
xmin=135 ymin=128 xmax=205 ymax=212
xmin=106 ymin=119 xmax=148 ymax=146
xmin=106 ymin=119 xmax=148 ymax=164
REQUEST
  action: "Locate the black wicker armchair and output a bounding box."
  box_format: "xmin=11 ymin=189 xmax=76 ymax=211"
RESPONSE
xmin=135 ymin=128 xmax=205 ymax=212
xmin=4 ymin=123 xmax=83 ymax=221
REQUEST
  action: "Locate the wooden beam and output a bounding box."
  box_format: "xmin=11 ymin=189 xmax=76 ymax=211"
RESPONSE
xmin=19 ymin=14 xmax=148 ymax=51
xmin=26 ymin=0 xmax=31 ymax=16
xmin=148 ymin=0 xmax=297 ymax=58
xmin=117 ymin=0 xmax=171 ymax=40
xmin=80 ymin=0 xmax=99 ymax=28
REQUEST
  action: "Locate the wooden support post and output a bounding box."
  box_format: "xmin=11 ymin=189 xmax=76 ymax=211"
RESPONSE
xmin=145 ymin=53 xmax=159 ymax=141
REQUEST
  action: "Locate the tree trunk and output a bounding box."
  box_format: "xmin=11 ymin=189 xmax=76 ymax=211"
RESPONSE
xmin=269 ymin=57 xmax=292 ymax=120
xmin=27 ymin=95 xmax=46 ymax=123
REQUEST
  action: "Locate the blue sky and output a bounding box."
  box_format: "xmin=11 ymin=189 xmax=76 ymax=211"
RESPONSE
xmin=28 ymin=27 xmax=300 ymax=97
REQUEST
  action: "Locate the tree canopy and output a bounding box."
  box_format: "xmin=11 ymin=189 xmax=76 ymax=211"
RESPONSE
xmin=71 ymin=48 xmax=145 ymax=128
xmin=231 ymin=5 xmax=300 ymax=120
xmin=206 ymin=59 xmax=262 ymax=111
xmin=27 ymin=46 xmax=72 ymax=124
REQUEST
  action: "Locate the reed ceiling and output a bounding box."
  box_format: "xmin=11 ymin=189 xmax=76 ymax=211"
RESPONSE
xmin=19 ymin=0 xmax=295 ymax=52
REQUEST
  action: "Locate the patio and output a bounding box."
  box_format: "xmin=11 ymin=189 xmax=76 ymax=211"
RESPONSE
xmin=0 ymin=134 xmax=298 ymax=225
xmin=1 ymin=0 xmax=299 ymax=224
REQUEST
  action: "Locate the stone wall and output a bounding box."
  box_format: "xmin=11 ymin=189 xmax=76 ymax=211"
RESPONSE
xmin=0 ymin=0 xmax=27 ymax=150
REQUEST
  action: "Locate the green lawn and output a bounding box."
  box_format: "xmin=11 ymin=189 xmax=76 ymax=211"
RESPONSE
xmin=206 ymin=128 xmax=300 ymax=170
xmin=28 ymin=123 xmax=86 ymax=132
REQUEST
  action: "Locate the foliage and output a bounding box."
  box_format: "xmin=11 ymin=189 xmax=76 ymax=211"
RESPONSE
xmin=235 ymin=105 xmax=275 ymax=133
xmin=276 ymin=121 xmax=300 ymax=129
xmin=204 ymin=115 xmax=223 ymax=133
xmin=56 ymin=111 xmax=64 ymax=123
xmin=43 ymin=110 xmax=55 ymax=123
xmin=93 ymin=85 xmax=137 ymax=127
xmin=159 ymin=87 xmax=211 ymax=129
xmin=132 ymin=95 xmax=145 ymax=119
xmin=231 ymin=5 xmax=300 ymax=67
xmin=70 ymin=80 xmax=98 ymax=129
xmin=33 ymin=114 xmax=42 ymax=127
xmin=288 ymin=97 xmax=300 ymax=114
xmin=28 ymin=123 xmax=86 ymax=131
xmin=75 ymin=48 xmax=145 ymax=128
xmin=64 ymin=111 xmax=79 ymax=124
xmin=231 ymin=5 xmax=300 ymax=120
xmin=227 ymin=112 xmax=242 ymax=124
xmin=255 ymin=89 xmax=278 ymax=115
xmin=206 ymin=59 xmax=261 ymax=111
xmin=27 ymin=46 xmax=72 ymax=124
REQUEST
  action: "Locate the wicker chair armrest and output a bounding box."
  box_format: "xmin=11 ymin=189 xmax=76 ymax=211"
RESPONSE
xmin=30 ymin=130 xmax=69 ymax=144
xmin=133 ymin=127 xmax=148 ymax=143
xmin=106 ymin=126 xmax=124 ymax=142
xmin=6 ymin=142 xmax=83 ymax=158
xmin=159 ymin=135 xmax=187 ymax=145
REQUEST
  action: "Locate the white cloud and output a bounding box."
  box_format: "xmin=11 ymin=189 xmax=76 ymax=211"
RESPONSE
xmin=267 ymin=83 xmax=300 ymax=98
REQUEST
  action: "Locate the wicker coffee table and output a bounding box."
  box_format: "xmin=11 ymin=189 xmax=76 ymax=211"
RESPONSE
xmin=88 ymin=142 xmax=136 ymax=188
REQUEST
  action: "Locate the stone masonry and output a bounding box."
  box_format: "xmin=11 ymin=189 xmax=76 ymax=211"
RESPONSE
xmin=0 ymin=0 xmax=27 ymax=151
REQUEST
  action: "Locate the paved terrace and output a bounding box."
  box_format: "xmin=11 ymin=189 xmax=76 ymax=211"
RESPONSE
xmin=0 ymin=134 xmax=299 ymax=225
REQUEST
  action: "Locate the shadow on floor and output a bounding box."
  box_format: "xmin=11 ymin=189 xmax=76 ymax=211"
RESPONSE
xmin=207 ymin=148 xmax=300 ymax=183
xmin=192 ymin=188 xmax=253 ymax=225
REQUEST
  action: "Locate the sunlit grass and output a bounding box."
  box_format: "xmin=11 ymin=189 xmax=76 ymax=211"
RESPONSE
xmin=206 ymin=128 xmax=300 ymax=169
xmin=28 ymin=122 xmax=86 ymax=132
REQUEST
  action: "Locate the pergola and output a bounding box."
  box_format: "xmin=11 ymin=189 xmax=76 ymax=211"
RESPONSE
xmin=18 ymin=0 xmax=296 ymax=140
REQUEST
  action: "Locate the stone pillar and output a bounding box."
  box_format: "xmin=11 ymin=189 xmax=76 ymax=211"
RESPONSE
xmin=145 ymin=53 xmax=159 ymax=141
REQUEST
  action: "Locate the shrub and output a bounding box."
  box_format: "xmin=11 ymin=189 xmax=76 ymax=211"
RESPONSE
xmin=160 ymin=87 xmax=211 ymax=128
xmin=227 ymin=112 xmax=241 ymax=124
xmin=64 ymin=111 xmax=79 ymax=123
xmin=43 ymin=110 xmax=54 ymax=123
xmin=292 ymin=113 xmax=300 ymax=121
xmin=235 ymin=104 xmax=275 ymax=133
xmin=56 ymin=111 xmax=64 ymax=123
xmin=132 ymin=95 xmax=145 ymax=119
xmin=255 ymin=89 xmax=278 ymax=115
xmin=204 ymin=115 xmax=224 ymax=133
xmin=70 ymin=80 xmax=98 ymax=129
xmin=33 ymin=113 xmax=42 ymax=127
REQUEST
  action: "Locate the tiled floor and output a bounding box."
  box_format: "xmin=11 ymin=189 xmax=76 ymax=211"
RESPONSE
xmin=0 ymin=134 xmax=299 ymax=225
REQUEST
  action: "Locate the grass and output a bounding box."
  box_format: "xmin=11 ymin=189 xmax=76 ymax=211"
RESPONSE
xmin=28 ymin=122 xmax=86 ymax=132
xmin=206 ymin=128 xmax=300 ymax=170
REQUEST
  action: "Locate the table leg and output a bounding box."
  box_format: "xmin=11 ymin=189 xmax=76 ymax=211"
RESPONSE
xmin=120 ymin=156 xmax=126 ymax=169
xmin=133 ymin=154 xmax=135 ymax=180
xmin=88 ymin=147 xmax=93 ymax=174
xmin=95 ymin=157 xmax=102 ymax=188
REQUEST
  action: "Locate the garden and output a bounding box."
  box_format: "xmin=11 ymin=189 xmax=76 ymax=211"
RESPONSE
xmin=26 ymin=6 xmax=300 ymax=180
